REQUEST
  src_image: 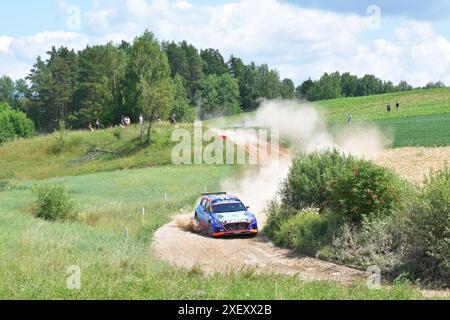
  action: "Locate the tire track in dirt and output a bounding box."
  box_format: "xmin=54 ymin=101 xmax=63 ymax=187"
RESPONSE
xmin=152 ymin=215 xmax=365 ymax=283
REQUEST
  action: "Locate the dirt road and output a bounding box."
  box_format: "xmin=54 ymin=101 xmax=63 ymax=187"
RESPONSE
xmin=152 ymin=128 xmax=450 ymax=285
xmin=153 ymin=215 xmax=365 ymax=283
xmin=152 ymin=129 xmax=366 ymax=283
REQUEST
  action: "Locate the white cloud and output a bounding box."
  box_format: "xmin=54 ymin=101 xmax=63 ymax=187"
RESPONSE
xmin=85 ymin=8 xmax=118 ymax=33
xmin=1 ymin=0 xmax=450 ymax=87
xmin=173 ymin=0 xmax=192 ymax=10
xmin=125 ymin=0 xmax=152 ymax=18
xmin=0 ymin=36 xmax=14 ymax=53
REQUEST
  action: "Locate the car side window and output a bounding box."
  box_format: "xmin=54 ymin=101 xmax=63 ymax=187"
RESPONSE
xmin=201 ymin=199 xmax=208 ymax=210
xmin=204 ymin=200 xmax=210 ymax=212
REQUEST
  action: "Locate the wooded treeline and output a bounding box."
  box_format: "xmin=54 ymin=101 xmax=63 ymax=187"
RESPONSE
xmin=0 ymin=30 xmax=295 ymax=132
xmin=0 ymin=30 xmax=445 ymax=134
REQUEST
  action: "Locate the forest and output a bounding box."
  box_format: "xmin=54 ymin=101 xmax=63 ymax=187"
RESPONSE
xmin=0 ymin=29 xmax=440 ymax=134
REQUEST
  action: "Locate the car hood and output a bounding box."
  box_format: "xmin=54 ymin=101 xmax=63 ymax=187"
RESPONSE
xmin=213 ymin=211 xmax=255 ymax=224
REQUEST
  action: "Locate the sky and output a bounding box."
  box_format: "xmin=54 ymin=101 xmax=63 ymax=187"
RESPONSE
xmin=1 ymin=0 xmax=450 ymax=87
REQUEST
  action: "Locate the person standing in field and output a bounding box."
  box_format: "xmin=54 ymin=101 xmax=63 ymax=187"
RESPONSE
xmin=387 ymin=103 xmax=391 ymax=113
xmin=347 ymin=113 xmax=353 ymax=124
xmin=170 ymin=113 xmax=177 ymax=125
xmin=396 ymin=99 xmax=400 ymax=111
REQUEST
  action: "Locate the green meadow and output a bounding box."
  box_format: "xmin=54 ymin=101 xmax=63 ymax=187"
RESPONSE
xmin=1 ymin=87 xmax=449 ymax=299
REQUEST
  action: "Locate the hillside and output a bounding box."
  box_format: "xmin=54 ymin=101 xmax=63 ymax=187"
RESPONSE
xmin=319 ymin=87 xmax=450 ymax=122
xmin=0 ymin=123 xmax=189 ymax=180
xmin=207 ymin=88 xmax=450 ymax=148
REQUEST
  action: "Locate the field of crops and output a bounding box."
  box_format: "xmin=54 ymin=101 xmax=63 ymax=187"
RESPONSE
xmin=318 ymin=88 xmax=450 ymax=122
xmin=374 ymin=113 xmax=450 ymax=148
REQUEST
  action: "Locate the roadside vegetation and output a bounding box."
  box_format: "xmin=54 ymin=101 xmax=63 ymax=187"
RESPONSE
xmin=265 ymin=150 xmax=450 ymax=288
xmin=0 ymin=159 xmax=423 ymax=299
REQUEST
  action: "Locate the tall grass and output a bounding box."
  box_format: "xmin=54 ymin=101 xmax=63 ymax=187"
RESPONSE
xmin=0 ymin=123 xmax=194 ymax=180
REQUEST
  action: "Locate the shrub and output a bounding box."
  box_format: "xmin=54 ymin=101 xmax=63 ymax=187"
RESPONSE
xmin=33 ymin=184 xmax=77 ymax=222
xmin=48 ymin=122 xmax=83 ymax=154
xmin=280 ymin=150 xmax=344 ymax=210
xmin=326 ymin=215 xmax=407 ymax=274
xmin=112 ymin=128 xmax=123 ymax=140
xmin=281 ymin=149 xmax=406 ymax=223
xmin=265 ymin=202 xmax=342 ymax=256
xmin=0 ymin=103 xmax=34 ymax=144
xmin=400 ymin=168 xmax=450 ymax=286
xmin=329 ymin=159 xmax=406 ymax=222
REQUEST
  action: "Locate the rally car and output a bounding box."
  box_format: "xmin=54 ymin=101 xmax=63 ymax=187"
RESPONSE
xmin=194 ymin=192 xmax=258 ymax=237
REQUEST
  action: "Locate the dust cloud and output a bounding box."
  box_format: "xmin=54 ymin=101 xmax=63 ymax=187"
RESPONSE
xmin=175 ymin=214 xmax=202 ymax=233
xmin=219 ymin=100 xmax=392 ymax=225
xmin=250 ymin=100 xmax=391 ymax=158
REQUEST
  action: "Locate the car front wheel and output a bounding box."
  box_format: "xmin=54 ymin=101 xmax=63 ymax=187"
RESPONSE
xmin=207 ymin=222 xmax=214 ymax=237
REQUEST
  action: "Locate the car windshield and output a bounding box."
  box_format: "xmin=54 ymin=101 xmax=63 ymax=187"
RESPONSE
xmin=212 ymin=202 xmax=247 ymax=213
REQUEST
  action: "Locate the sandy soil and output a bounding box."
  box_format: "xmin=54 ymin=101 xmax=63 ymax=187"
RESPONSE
xmin=152 ymin=215 xmax=365 ymax=284
xmin=376 ymin=146 xmax=450 ymax=184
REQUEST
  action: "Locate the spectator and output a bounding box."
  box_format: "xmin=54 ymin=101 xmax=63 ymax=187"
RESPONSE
xmin=139 ymin=114 xmax=144 ymax=126
xmin=387 ymin=103 xmax=391 ymax=113
xmin=396 ymin=100 xmax=400 ymax=111
xmin=347 ymin=113 xmax=353 ymax=124
xmin=170 ymin=113 xmax=177 ymax=125
xmin=95 ymin=119 xmax=100 ymax=130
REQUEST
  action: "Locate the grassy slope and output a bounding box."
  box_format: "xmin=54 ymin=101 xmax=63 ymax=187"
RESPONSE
xmin=208 ymin=88 xmax=450 ymax=148
xmin=320 ymin=87 xmax=450 ymax=122
xmin=0 ymin=124 xmax=424 ymax=299
xmin=0 ymin=123 xmax=182 ymax=180
xmin=374 ymin=113 xmax=450 ymax=148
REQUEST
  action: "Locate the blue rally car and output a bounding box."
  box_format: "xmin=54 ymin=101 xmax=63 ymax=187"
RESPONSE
xmin=194 ymin=192 xmax=258 ymax=237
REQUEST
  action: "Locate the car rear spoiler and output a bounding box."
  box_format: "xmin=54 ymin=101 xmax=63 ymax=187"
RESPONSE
xmin=201 ymin=192 xmax=227 ymax=196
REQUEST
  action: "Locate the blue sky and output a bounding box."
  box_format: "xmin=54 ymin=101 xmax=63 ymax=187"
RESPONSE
xmin=2 ymin=0 xmax=450 ymax=37
xmin=1 ymin=0 xmax=450 ymax=86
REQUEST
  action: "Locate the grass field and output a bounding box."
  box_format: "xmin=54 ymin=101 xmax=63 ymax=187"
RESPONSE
xmin=0 ymin=163 xmax=423 ymax=299
xmin=207 ymin=88 xmax=450 ymax=148
xmin=373 ymin=113 xmax=450 ymax=148
xmin=319 ymin=88 xmax=450 ymax=122
xmin=0 ymin=120 xmax=430 ymax=299
xmin=1 ymin=88 xmax=449 ymax=299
